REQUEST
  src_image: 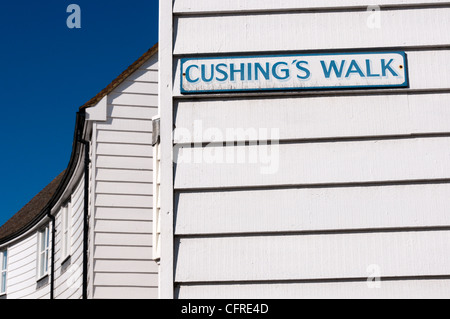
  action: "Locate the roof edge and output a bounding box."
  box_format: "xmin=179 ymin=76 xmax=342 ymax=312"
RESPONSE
xmin=0 ymin=111 xmax=86 ymax=245
xmin=79 ymin=43 xmax=159 ymax=110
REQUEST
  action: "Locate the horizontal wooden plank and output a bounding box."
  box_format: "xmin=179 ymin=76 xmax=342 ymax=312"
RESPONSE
xmin=174 ymin=9 xmax=450 ymax=55
xmin=71 ymin=199 xmax=83 ymax=220
xmin=71 ymin=192 xmax=84 ymax=211
xmin=96 ymin=155 xmax=152 ymax=170
xmin=96 ymin=181 xmax=152 ymax=195
xmin=8 ymin=250 xmax=36 ymax=269
xmin=175 ymin=183 xmax=450 ymax=235
xmin=55 ymin=262 xmax=83 ymax=287
xmin=96 ymin=143 xmax=153 ymax=157
xmin=174 ymin=137 xmax=450 ymax=189
xmin=108 ymin=92 xmax=158 ymax=107
xmin=72 ymin=177 xmax=85 ymax=199
xmin=7 ymin=256 xmax=36 ymax=282
xmin=94 ymin=220 xmax=153 ymax=234
xmin=59 ymin=277 xmax=82 ymax=299
xmin=94 ymin=245 xmax=152 ymax=260
xmin=7 ymin=236 xmax=36 ymax=264
xmin=141 ymin=56 xmax=159 ymax=71
xmin=97 ymin=130 xmax=152 ymax=145
xmin=8 ymin=284 xmax=44 ymax=299
xmin=96 ymin=118 xmax=153 ymax=133
xmin=107 ymin=105 xmax=158 ymax=120
xmin=115 ymin=81 xmax=158 ymax=95
xmin=94 ymin=272 xmax=158 ymax=287
xmin=7 ymin=258 xmax=35 ymax=277
xmin=94 ymin=259 xmax=158 ymax=274
xmin=175 ymin=93 xmax=450 ymax=143
xmin=7 ymin=265 xmax=36 ymax=286
xmin=176 ymin=279 xmax=450 ymax=299
xmin=95 ymin=194 xmax=152 ymax=208
xmin=175 ymin=231 xmax=450 ymax=282
xmin=174 ymin=50 xmax=450 ymax=96
xmin=96 ymin=168 xmax=153 ymax=183
xmin=94 ymin=232 xmax=152 ymax=247
xmin=95 ymin=207 xmax=152 ymax=221
xmin=126 ymin=69 xmax=158 ymax=83
xmin=93 ymin=286 xmax=158 ymax=299
xmin=174 ymin=0 xmax=450 ymax=13
xmin=8 ymin=282 xmax=37 ymax=299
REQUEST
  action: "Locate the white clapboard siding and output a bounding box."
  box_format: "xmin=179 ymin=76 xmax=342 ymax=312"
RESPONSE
xmin=109 ymin=92 xmax=158 ymax=107
xmin=95 ymin=194 xmax=152 ymax=208
xmin=94 ymin=273 xmax=157 ymax=287
xmin=175 ymin=183 xmax=450 ymax=235
xmin=176 ymin=279 xmax=450 ymax=299
xmin=97 ymin=143 xmax=153 ymax=157
xmin=93 ymin=286 xmax=158 ymax=299
xmin=7 ymin=259 xmax=35 ymax=282
xmin=94 ymin=246 xmax=152 ymax=260
xmin=55 ymin=176 xmax=84 ymax=300
xmin=6 ymin=233 xmax=50 ymax=299
xmin=96 ymin=118 xmax=153 ymax=133
xmin=168 ymin=0 xmax=450 ymax=299
xmin=142 ymin=58 xmax=159 ymax=71
xmin=107 ymin=105 xmax=157 ymax=120
xmin=7 ymin=265 xmax=36 ymax=289
xmin=97 ymin=130 xmax=152 ymax=145
xmin=6 ymin=236 xmax=35 ymax=285
xmin=96 ymin=168 xmax=153 ymax=183
xmin=96 ymin=181 xmax=152 ymax=195
xmin=115 ymin=81 xmax=158 ymax=95
xmin=95 ymin=207 xmax=151 ymax=221
xmin=6 ymin=235 xmax=35 ymax=267
xmin=94 ymin=233 xmax=152 ymax=247
xmin=6 ymin=235 xmax=36 ymax=299
xmin=174 ymin=0 xmax=450 ymax=13
xmin=127 ymin=69 xmax=158 ymax=83
xmin=94 ymin=220 xmax=153 ymax=234
xmin=91 ymin=53 xmax=159 ymax=299
xmin=173 ymin=50 xmax=450 ymax=96
xmin=174 ymin=8 xmax=450 ymax=54
xmin=174 ymin=137 xmax=450 ymax=189
xmin=175 ymin=231 xmax=450 ymax=283
xmin=175 ymin=93 xmax=450 ymax=143
xmin=94 ymin=259 xmax=158 ymax=274
xmin=96 ymin=155 xmax=152 ymax=170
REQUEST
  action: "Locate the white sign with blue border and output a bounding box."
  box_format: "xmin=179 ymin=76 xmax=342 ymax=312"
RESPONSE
xmin=180 ymin=52 xmax=408 ymax=94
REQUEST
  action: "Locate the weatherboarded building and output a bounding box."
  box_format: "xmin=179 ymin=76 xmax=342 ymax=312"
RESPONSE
xmin=157 ymin=0 xmax=450 ymax=298
xmin=0 ymin=45 xmax=159 ymax=299
xmin=2 ymin=0 xmax=450 ymax=300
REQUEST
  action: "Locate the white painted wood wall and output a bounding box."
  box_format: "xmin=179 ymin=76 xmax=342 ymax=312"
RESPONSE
xmin=1 ymin=52 xmax=159 ymax=299
xmin=5 ymin=233 xmax=50 ymax=299
xmin=54 ymin=176 xmax=85 ymax=299
xmin=90 ymin=54 xmax=159 ymax=299
xmin=3 ymin=176 xmax=84 ymax=299
xmin=164 ymin=0 xmax=450 ymax=298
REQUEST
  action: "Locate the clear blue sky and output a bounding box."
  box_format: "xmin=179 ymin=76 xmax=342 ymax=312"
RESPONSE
xmin=0 ymin=0 xmax=159 ymax=226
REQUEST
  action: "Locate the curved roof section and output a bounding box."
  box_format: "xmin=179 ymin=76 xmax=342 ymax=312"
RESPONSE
xmin=80 ymin=43 xmax=158 ymax=110
xmin=0 ymin=171 xmax=65 ymax=241
xmin=0 ymin=43 xmax=159 ymax=245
